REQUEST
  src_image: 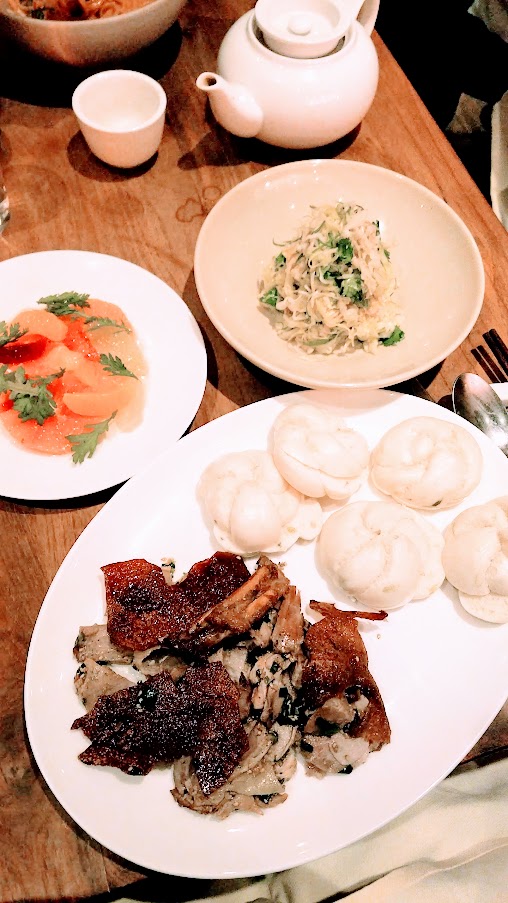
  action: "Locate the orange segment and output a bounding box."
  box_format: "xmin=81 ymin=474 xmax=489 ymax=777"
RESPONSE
xmin=22 ymin=345 xmax=85 ymax=378
xmin=84 ymin=299 xmax=146 ymax=378
xmin=86 ymin=298 xmax=134 ymax=330
xmin=63 ymin=378 xmax=136 ymax=418
xmin=71 ymin=359 xmax=117 ymax=389
xmin=13 ymin=309 xmax=68 ymax=342
xmin=110 ymin=379 xmax=144 ymax=432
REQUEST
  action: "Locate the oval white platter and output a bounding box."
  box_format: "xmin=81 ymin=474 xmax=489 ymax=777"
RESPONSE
xmin=24 ymin=387 xmax=508 ymax=877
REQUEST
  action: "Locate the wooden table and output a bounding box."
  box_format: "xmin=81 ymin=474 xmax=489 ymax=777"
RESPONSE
xmin=1 ymin=2 xmax=507 ymax=898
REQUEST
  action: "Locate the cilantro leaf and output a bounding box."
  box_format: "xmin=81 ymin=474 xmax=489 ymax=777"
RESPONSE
xmin=380 ymin=326 xmax=405 ymax=346
xmin=335 ymin=237 xmax=354 ymax=263
xmin=0 ymin=365 xmax=64 ymax=425
xmin=100 ymin=353 xmax=137 ymax=379
xmin=0 ymin=321 xmax=28 ymax=347
xmin=319 ymin=234 xmax=354 ymax=263
xmin=260 ymin=287 xmax=280 ymax=307
xmin=66 ymin=412 xmax=117 ymax=464
xmin=340 ymin=270 xmax=366 ymax=306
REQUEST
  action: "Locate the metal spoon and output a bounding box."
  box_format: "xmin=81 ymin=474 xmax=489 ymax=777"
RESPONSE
xmin=452 ymin=373 xmax=508 ymax=456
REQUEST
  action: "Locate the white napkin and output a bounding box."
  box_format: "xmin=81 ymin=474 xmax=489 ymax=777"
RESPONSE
xmin=115 ymin=758 xmax=508 ymax=903
xmin=468 ymin=1 xmax=508 ymax=230
xmin=492 ymin=91 xmax=508 ymax=229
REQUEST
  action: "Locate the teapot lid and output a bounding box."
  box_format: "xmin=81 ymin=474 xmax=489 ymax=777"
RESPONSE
xmin=254 ymin=0 xmax=362 ymax=59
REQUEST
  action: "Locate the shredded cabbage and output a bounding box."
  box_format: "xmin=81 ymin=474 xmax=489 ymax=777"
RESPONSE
xmin=258 ymin=202 xmax=403 ymax=356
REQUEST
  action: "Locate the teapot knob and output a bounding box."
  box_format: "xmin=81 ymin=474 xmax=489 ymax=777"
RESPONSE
xmin=287 ymin=13 xmax=313 ymax=36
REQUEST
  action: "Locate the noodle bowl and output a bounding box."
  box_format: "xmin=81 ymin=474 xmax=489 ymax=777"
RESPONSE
xmin=0 ymin=0 xmax=187 ymax=63
xmin=9 ymin=0 xmax=154 ymax=20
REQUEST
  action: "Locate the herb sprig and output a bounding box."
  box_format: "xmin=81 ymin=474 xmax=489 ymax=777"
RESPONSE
xmin=38 ymin=292 xmax=90 ymax=317
xmin=66 ymin=412 xmax=117 ymax=464
xmin=0 ymin=321 xmax=28 ymax=348
xmin=100 ymin=354 xmax=138 ymax=379
xmin=86 ymin=316 xmax=130 ymax=333
xmin=380 ymin=326 xmax=405 ymax=346
xmin=0 ymin=365 xmax=64 ymax=425
xmin=38 ymin=292 xmax=130 ymax=334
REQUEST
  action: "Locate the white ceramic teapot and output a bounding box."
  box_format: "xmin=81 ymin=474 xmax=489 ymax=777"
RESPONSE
xmin=196 ymin=0 xmax=380 ymax=149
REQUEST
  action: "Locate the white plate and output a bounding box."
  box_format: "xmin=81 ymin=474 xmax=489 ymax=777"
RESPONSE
xmin=194 ymin=160 xmax=484 ymax=390
xmin=24 ymin=388 xmax=508 ymax=878
xmin=0 ymin=251 xmax=207 ymax=500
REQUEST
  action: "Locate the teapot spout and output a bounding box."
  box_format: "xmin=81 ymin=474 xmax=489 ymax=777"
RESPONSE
xmin=195 ymin=72 xmax=263 ymax=139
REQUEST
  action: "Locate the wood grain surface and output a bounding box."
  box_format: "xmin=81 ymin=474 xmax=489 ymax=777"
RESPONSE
xmin=0 ymin=1 xmax=507 ymax=898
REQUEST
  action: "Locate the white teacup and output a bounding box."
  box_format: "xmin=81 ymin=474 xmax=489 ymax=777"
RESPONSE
xmin=72 ymin=69 xmax=167 ymax=169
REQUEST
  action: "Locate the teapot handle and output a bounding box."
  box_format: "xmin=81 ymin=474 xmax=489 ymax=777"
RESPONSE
xmin=357 ymin=0 xmax=379 ymax=36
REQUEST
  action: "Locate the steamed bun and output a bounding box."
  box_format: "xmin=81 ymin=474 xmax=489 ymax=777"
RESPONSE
xmin=197 ymin=449 xmax=323 ymax=556
xmin=271 ymin=402 xmax=369 ymax=500
xmin=317 ymin=499 xmax=445 ymax=611
xmin=370 ymin=416 xmax=482 ymax=510
xmin=442 ymin=496 xmax=508 ymax=623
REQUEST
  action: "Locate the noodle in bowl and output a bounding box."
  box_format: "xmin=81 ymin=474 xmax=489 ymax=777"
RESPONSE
xmin=259 ymin=203 xmax=403 ymax=357
xmin=0 ymin=0 xmax=187 ymax=64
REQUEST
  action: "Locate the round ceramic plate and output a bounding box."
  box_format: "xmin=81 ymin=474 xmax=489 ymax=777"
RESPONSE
xmin=0 ymin=250 xmax=207 ymax=501
xmin=194 ymin=159 xmax=484 ymax=389
xmin=24 ymin=388 xmax=508 ymax=878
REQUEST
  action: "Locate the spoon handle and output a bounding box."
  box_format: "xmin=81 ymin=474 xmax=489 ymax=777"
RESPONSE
xmin=452 ymin=372 xmax=508 ymax=456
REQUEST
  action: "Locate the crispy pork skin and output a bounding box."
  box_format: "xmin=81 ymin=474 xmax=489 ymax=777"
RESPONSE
xmin=301 ymin=602 xmax=391 ymax=751
xmin=177 ymin=556 xmax=290 ymax=652
xmin=72 ymin=662 xmax=249 ymax=795
xmin=102 ymin=552 xmax=250 ymax=651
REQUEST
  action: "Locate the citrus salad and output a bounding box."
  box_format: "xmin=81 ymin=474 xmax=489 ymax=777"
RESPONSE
xmin=0 ymin=292 xmax=146 ymax=462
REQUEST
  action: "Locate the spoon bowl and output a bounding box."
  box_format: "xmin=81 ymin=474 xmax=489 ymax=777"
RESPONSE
xmin=452 ymin=372 xmax=508 ymax=456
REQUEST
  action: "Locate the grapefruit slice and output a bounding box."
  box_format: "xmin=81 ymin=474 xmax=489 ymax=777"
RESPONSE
xmin=85 ymin=299 xmax=146 ymax=377
xmin=22 ymin=344 xmax=85 ymax=378
xmin=14 ymin=309 xmax=67 ymax=341
xmin=63 ymin=378 xmax=136 ymax=418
